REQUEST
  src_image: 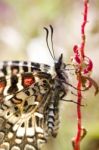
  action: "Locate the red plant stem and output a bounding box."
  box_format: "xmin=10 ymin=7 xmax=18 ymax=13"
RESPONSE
xmin=74 ymin=1 xmax=89 ymax=150
xmin=80 ymin=0 xmax=88 ymax=59
xmin=74 ymin=78 xmax=82 ymax=150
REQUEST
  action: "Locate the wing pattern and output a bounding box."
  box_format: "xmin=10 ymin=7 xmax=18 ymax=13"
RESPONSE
xmin=0 ymin=63 xmax=61 ymax=150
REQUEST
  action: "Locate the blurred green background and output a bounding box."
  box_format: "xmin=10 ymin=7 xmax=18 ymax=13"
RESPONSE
xmin=0 ymin=0 xmax=99 ymax=150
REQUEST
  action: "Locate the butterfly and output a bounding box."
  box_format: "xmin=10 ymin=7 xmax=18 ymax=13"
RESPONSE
xmin=0 ymin=25 xmax=78 ymax=150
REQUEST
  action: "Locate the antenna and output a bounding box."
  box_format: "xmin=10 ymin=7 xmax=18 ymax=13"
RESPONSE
xmin=44 ymin=27 xmax=54 ymax=60
xmin=49 ymin=25 xmax=56 ymax=60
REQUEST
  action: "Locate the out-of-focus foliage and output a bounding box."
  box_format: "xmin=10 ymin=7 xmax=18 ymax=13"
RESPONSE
xmin=0 ymin=0 xmax=99 ymax=150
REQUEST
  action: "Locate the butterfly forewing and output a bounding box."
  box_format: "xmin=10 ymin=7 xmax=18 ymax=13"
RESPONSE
xmin=0 ymin=61 xmax=54 ymax=100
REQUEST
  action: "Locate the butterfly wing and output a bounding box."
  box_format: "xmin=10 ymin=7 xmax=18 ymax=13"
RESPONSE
xmin=0 ymin=72 xmax=53 ymax=150
xmin=0 ymin=61 xmax=62 ymax=150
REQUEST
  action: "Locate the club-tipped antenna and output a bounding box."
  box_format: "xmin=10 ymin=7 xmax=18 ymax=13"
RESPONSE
xmin=44 ymin=27 xmax=54 ymax=60
xmin=50 ymin=25 xmax=56 ymax=60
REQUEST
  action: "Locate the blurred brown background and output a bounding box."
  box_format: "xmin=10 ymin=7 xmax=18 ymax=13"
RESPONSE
xmin=0 ymin=0 xmax=99 ymax=149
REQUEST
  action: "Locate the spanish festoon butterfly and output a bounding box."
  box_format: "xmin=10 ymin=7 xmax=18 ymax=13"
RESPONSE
xmin=0 ymin=25 xmax=78 ymax=150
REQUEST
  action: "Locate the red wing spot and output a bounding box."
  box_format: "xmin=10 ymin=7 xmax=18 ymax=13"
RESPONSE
xmin=0 ymin=82 xmax=6 ymax=94
xmin=22 ymin=73 xmax=35 ymax=87
xmin=23 ymin=78 xmax=35 ymax=87
xmin=0 ymin=82 xmax=6 ymax=88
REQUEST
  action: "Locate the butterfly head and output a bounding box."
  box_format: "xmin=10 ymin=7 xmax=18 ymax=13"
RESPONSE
xmin=55 ymin=54 xmax=64 ymax=71
xmin=54 ymin=54 xmax=67 ymax=79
